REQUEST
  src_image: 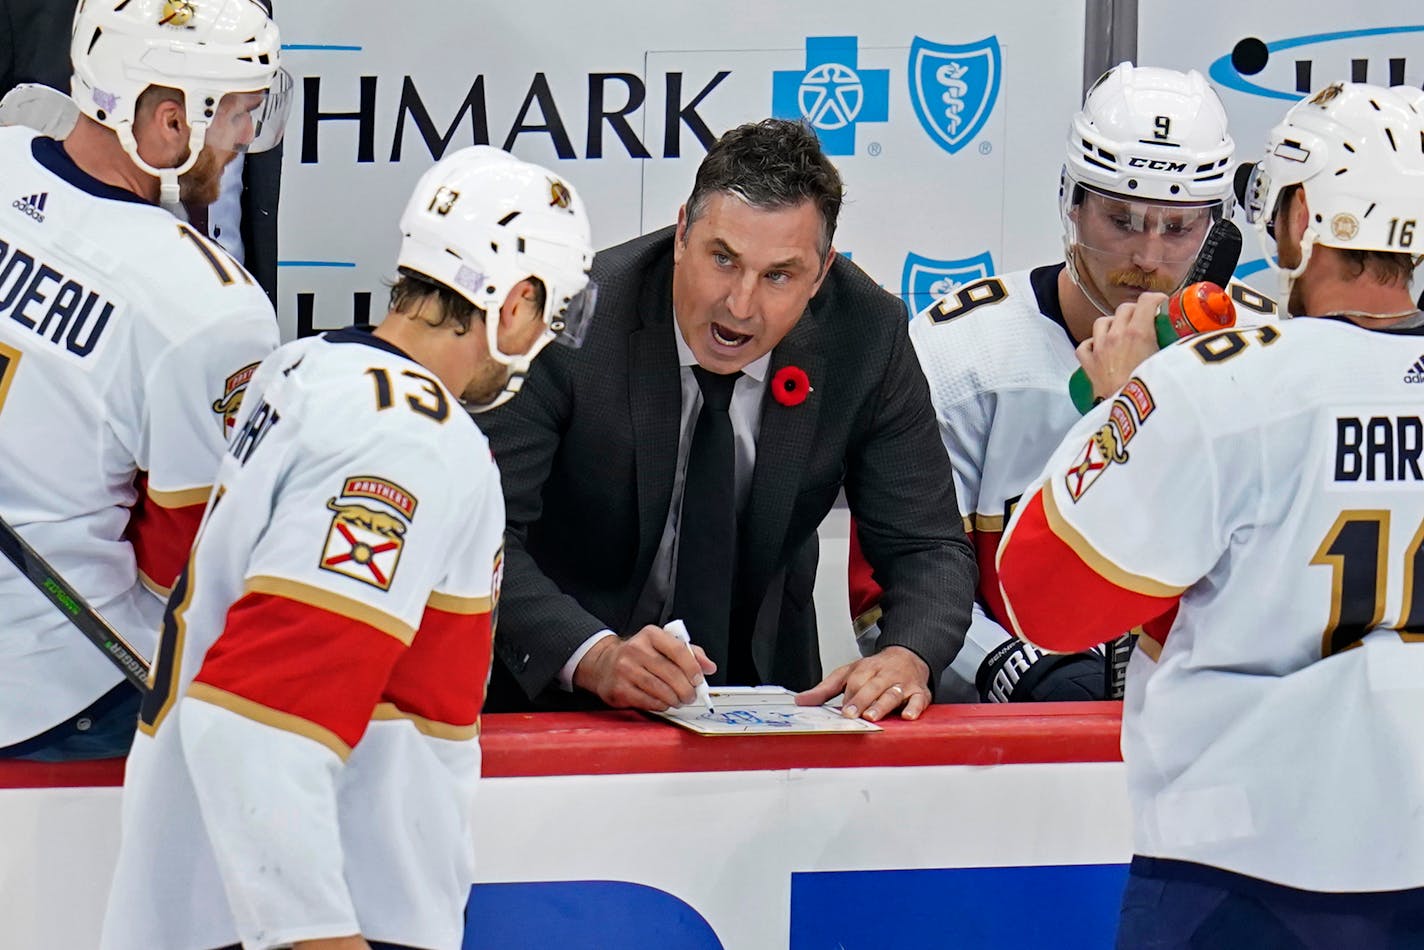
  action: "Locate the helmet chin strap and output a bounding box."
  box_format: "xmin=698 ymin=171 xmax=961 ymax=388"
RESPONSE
xmin=1268 ymin=224 xmax=1316 ymax=318
xmin=465 ymin=293 xmax=557 ymax=414
xmin=115 ymin=121 xmax=206 ymax=208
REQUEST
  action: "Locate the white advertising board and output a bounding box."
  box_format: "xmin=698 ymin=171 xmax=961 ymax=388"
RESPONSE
xmin=274 ymin=0 xmax=1086 ymax=339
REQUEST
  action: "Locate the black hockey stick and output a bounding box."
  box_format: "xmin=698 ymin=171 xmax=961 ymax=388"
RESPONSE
xmin=1185 ymin=218 xmax=1243 ymax=288
xmin=0 ymin=514 xmax=151 ymax=690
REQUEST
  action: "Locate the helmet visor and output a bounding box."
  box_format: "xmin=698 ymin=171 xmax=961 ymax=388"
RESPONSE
xmin=1069 ymin=186 xmax=1223 ymax=265
xmin=249 ymin=67 xmax=293 ymax=154
xmin=1242 ymin=159 xmax=1296 ymax=243
xmin=205 ymin=69 xmax=292 ymax=156
xmin=550 ymin=280 xmax=598 ymax=350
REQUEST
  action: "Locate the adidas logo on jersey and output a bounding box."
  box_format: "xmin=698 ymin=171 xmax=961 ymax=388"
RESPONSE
xmin=1405 ymin=356 xmax=1424 ymax=384
xmin=10 ymin=192 xmax=47 ymax=223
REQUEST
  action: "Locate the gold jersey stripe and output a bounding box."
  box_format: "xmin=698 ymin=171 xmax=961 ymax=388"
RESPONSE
xmin=1042 ymin=487 xmax=1187 ymax=599
xmin=1136 ymin=633 xmax=1164 ymax=662
xmin=244 ymin=574 xmax=415 ymax=645
xmin=970 ymin=512 xmax=1006 ymax=533
xmin=426 ymin=590 xmax=492 ymax=615
xmin=371 ymin=702 xmax=480 ymax=741
xmin=137 ymin=568 xmax=173 ymax=599
xmin=852 ymin=604 xmax=883 ymax=637
xmin=145 ymin=484 xmax=213 ymax=508
xmin=187 ymin=682 xmax=353 ymax=761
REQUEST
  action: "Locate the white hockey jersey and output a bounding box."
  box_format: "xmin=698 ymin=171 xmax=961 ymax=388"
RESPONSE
xmin=999 ymin=315 xmax=1424 ymax=892
xmin=0 ymin=128 xmax=276 ymax=746
xmin=850 ymin=266 xmax=1277 ymax=695
xmin=102 ymin=330 xmax=505 ymax=950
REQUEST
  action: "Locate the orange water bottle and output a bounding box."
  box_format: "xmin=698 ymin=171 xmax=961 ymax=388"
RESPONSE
xmin=1069 ymin=282 xmax=1236 ymax=414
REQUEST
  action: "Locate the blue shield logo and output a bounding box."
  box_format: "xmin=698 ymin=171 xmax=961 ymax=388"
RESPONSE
xmin=908 ymin=36 xmax=1001 ymax=155
xmin=901 ymin=251 xmax=995 ymax=317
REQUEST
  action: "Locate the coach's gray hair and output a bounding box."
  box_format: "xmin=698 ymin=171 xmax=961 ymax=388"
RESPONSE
xmin=683 ymin=118 xmax=843 ymax=261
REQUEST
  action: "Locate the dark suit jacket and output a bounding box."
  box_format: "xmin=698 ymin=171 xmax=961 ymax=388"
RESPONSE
xmin=1 ymin=0 xmax=281 ymax=306
xmin=479 ymin=226 xmax=975 ymax=709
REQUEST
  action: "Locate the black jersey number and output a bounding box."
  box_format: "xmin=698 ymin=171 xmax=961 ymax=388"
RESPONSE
xmin=927 ymin=277 xmax=1008 ymax=324
xmin=366 ymin=367 xmax=450 ymax=422
xmin=1190 ymin=325 xmax=1280 ymax=364
xmin=176 ymin=224 xmax=252 ymax=287
xmin=1229 ymin=283 xmax=1278 ymax=317
xmin=1311 ymin=510 xmax=1424 ymax=657
xmin=139 ymin=488 xmax=225 ymax=734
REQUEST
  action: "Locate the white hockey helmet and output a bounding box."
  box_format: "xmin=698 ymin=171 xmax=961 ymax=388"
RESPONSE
xmin=70 ymin=0 xmax=289 ymax=204
xmin=397 ymin=145 xmax=597 ymax=412
xmin=1243 ymin=82 xmax=1424 ymax=308
xmin=1064 ymin=63 xmax=1236 ymax=205
xmin=1061 ymin=63 xmax=1237 ymax=312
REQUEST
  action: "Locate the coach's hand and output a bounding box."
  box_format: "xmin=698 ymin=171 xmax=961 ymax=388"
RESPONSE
xmin=1077 ymin=291 xmax=1165 ymax=400
xmin=796 ymin=645 xmax=932 ymax=721
xmin=573 ymin=625 xmax=716 ymax=710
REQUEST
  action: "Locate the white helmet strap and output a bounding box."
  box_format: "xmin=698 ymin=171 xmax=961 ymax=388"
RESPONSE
xmin=115 ymin=118 xmax=207 ymax=206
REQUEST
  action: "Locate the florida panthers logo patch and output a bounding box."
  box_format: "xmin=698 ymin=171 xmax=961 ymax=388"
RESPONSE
xmin=1065 ymin=376 xmax=1155 ymax=502
xmin=212 ymin=361 xmax=259 ymax=435
xmin=320 ymin=476 xmax=418 ymax=590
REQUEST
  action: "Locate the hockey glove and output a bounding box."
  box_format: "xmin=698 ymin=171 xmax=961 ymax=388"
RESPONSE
xmin=975 ymin=639 xmax=1106 ymax=703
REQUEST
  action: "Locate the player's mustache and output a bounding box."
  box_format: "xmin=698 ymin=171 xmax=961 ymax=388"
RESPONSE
xmin=1108 ymin=269 xmax=1177 ymax=293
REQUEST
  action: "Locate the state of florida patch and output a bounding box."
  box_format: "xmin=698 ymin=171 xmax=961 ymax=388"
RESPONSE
xmin=319 ymin=476 xmax=418 ymax=590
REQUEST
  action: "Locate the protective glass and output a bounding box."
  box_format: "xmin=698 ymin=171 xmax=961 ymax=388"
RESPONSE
xmin=550 ymin=281 xmax=598 ymax=350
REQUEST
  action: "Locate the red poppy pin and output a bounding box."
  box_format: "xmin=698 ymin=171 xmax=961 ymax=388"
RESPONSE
xmin=771 ymin=365 xmax=811 ymax=407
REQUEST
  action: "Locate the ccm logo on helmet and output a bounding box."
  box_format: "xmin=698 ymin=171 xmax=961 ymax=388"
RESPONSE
xmin=1127 ymin=157 xmax=1188 ymax=172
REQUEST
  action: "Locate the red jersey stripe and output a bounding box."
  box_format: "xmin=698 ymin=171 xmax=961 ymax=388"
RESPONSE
xmin=193 ymin=591 xmax=406 ymax=752
xmin=382 ymin=604 xmax=494 ymax=732
xmin=998 ymin=488 xmax=1181 ymax=654
xmin=126 ymin=472 xmax=207 ymax=595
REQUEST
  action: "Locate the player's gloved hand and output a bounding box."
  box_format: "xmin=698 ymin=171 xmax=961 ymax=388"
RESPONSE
xmin=975 ymin=639 xmax=1106 ymax=702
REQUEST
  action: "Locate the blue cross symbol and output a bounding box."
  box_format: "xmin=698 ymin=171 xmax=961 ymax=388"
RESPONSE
xmin=772 ymin=37 xmax=890 ymax=156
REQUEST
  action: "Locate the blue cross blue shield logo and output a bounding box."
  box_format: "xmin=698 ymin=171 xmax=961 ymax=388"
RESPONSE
xmin=772 ymin=37 xmax=890 ymax=156
xmin=908 ymin=36 xmax=1001 ymax=155
xmin=902 ymin=251 xmax=996 ymax=317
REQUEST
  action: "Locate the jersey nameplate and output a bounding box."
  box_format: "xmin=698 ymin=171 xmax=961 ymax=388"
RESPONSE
xmin=0 ymin=237 xmax=115 ymax=360
xmin=1334 ymin=415 xmax=1424 ymax=484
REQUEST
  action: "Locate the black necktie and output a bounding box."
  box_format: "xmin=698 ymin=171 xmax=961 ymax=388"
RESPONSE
xmin=673 ymin=367 xmax=741 ymax=682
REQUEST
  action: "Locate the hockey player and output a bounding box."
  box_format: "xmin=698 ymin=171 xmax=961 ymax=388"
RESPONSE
xmin=848 ymin=63 xmax=1275 ymax=702
xmin=100 ymin=146 xmax=596 ymax=950
xmin=0 ymin=0 xmax=286 ymax=760
xmin=999 ymin=83 xmax=1424 ymax=946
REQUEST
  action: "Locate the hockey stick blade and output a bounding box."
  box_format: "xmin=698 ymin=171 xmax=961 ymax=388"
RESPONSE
xmin=1185 ymin=218 xmax=1243 ymax=289
xmin=0 ymin=514 xmax=151 ymax=690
